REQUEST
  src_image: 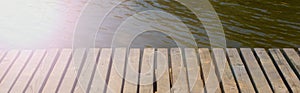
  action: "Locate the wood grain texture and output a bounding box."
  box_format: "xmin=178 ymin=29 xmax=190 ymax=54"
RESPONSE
xmin=269 ymin=49 xmax=300 ymax=92
xmin=199 ymin=48 xmax=221 ymax=93
xmin=213 ymin=48 xmax=238 ymax=93
xmin=283 ymin=48 xmax=300 ymax=76
xmin=240 ymin=48 xmax=272 ymax=92
xmin=0 ymin=48 xmax=299 ymax=93
xmin=226 ymin=48 xmax=255 ymax=93
xmin=254 ymin=48 xmax=288 ymax=92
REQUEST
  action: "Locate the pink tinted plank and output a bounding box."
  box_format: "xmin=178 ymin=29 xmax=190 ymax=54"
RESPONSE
xmin=24 ymin=49 xmax=59 ymax=93
xmin=57 ymin=48 xmax=86 ymax=92
xmin=42 ymin=49 xmax=72 ymax=92
xmin=9 ymin=50 xmax=46 ymax=93
xmin=73 ymin=48 xmax=100 ymax=93
xmin=0 ymin=50 xmax=32 ymax=92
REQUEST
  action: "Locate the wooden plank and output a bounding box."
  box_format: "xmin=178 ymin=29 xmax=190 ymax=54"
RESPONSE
xmin=240 ymin=48 xmax=272 ymax=92
xmin=24 ymin=49 xmax=59 ymax=93
xmin=226 ymin=48 xmax=255 ymax=93
xmin=254 ymin=48 xmax=288 ymax=92
xmin=139 ymin=48 xmax=155 ymax=93
xmin=269 ymin=49 xmax=300 ymax=92
xmin=283 ymin=48 xmax=300 ymax=76
xmin=198 ymin=48 xmax=221 ymax=93
xmin=57 ymin=48 xmax=86 ymax=93
xmin=73 ymin=48 xmax=100 ymax=93
xmin=0 ymin=50 xmax=6 ymax=62
xmin=123 ymin=49 xmax=140 ymax=93
xmin=89 ymin=48 xmax=113 ymax=93
xmin=0 ymin=50 xmax=19 ymax=82
xmin=0 ymin=50 xmax=32 ymax=92
xmin=184 ymin=48 xmax=204 ymax=93
xmin=106 ymin=48 xmax=127 ymax=93
xmin=9 ymin=50 xmax=46 ymax=93
xmin=156 ymin=48 xmax=171 ymax=93
xmin=41 ymin=49 xmax=72 ymax=92
xmin=170 ymin=48 xmax=189 ymax=93
xmin=212 ymin=48 xmax=238 ymax=93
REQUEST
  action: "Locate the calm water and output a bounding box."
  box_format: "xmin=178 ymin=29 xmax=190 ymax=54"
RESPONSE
xmin=1 ymin=0 xmax=299 ymax=48
xmin=93 ymin=0 xmax=300 ymax=48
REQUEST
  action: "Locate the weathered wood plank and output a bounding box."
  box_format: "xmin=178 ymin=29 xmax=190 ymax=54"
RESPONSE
xmin=24 ymin=49 xmax=59 ymax=93
xmin=139 ymin=48 xmax=155 ymax=93
xmin=106 ymin=48 xmax=127 ymax=93
xmin=1 ymin=48 xmax=300 ymax=93
xmin=123 ymin=49 xmax=140 ymax=93
xmin=58 ymin=48 xmax=86 ymax=92
xmin=184 ymin=48 xmax=204 ymax=93
xmin=156 ymin=48 xmax=171 ymax=93
xmin=212 ymin=48 xmax=238 ymax=93
xmin=170 ymin=48 xmax=189 ymax=93
xmin=42 ymin=49 xmax=72 ymax=92
xmin=73 ymin=48 xmax=100 ymax=93
xmin=269 ymin=49 xmax=300 ymax=92
xmin=254 ymin=48 xmax=288 ymax=92
xmin=0 ymin=50 xmax=19 ymax=82
xmin=240 ymin=48 xmax=272 ymax=92
xmin=89 ymin=48 xmax=113 ymax=93
xmin=283 ymin=48 xmax=300 ymax=76
xmin=199 ymin=48 xmax=221 ymax=93
xmin=0 ymin=50 xmax=32 ymax=92
xmin=226 ymin=48 xmax=255 ymax=93
xmin=9 ymin=50 xmax=46 ymax=93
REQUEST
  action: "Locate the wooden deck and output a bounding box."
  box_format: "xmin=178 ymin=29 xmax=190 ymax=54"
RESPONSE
xmin=0 ymin=48 xmax=299 ymax=93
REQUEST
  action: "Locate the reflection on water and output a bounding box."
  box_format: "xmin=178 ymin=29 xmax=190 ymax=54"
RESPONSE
xmin=95 ymin=0 xmax=300 ymax=48
xmin=1 ymin=0 xmax=299 ymax=48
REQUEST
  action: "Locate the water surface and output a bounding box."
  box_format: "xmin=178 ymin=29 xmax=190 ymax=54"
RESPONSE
xmin=1 ymin=0 xmax=299 ymax=48
xmin=94 ymin=0 xmax=300 ymax=48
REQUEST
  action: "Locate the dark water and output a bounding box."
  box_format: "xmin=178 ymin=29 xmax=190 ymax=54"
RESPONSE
xmin=93 ymin=0 xmax=300 ymax=48
xmin=213 ymin=0 xmax=300 ymax=48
